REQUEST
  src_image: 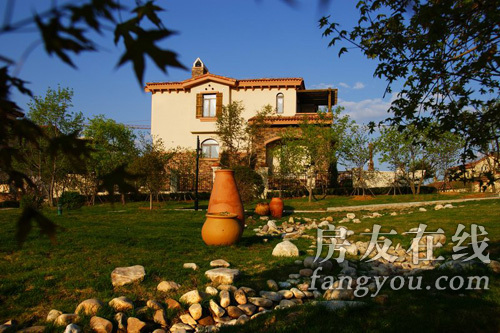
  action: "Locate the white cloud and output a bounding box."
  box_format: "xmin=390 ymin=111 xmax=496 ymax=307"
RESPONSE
xmin=338 ymin=94 xmax=397 ymax=123
xmin=338 ymin=82 xmax=350 ymax=88
xmin=352 ymin=82 xmax=365 ymax=90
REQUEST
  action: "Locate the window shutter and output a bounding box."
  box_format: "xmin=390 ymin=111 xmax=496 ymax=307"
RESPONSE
xmin=196 ymin=93 xmax=203 ymax=117
xmin=216 ymin=92 xmax=223 ymax=117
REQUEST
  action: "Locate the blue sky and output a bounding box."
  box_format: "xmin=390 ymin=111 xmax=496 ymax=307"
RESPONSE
xmin=6 ymin=0 xmax=396 ymax=128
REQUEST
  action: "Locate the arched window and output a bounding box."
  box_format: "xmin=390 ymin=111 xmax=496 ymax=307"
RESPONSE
xmin=276 ymin=93 xmax=284 ymax=114
xmin=201 ymin=139 xmax=219 ymax=159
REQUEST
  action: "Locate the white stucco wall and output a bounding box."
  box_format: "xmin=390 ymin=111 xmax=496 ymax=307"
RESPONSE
xmin=151 ymin=81 xmax=298 ymax=150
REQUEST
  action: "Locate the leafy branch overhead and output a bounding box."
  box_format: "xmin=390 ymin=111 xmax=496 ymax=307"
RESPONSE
xmin=320 ymin=0 xmax=499 ymax=156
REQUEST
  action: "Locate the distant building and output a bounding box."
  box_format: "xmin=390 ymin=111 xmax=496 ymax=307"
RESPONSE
xmin=448 ymin=154 xmax=500 ymax=192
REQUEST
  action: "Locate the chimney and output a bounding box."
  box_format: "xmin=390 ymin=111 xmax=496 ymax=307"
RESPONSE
xmin=192 ymin=57 xmax=208 ymax=78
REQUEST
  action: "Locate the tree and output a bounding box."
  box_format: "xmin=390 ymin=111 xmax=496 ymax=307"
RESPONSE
xmin=216 ymin=101 xmax=246 ymax=167
xmin=278 ymin=108 xmax=352 ymax=202
xmin=21 ymin=86 xmax=85 ymax=206
xmin=83 ymin=115 xmax=138 ymax=204
xmin=0 ymin=0 xmax=184 ymax=244
xmin=130 ymin=138 xmax=171 ymax=210
xmin=320 ymin=0 xmax=499 ymax=158
xmin=338 ymin=123 xmax=376 ymax=196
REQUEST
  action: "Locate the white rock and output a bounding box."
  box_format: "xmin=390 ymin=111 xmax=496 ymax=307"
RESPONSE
xmin=157 ymin=281 xmax=180 ymax=292
xmin=266 ymin=279 xmax=279 ymax=291
xmin=210 ymin=259 xmax=230 ymax=268
xmin=205 ymin=268 xmax=240 ymax=285
xmin=75 ymin=299 xmax=103 ymax=316
xmin=179 ymin=290 xmax=203 ymax=305
xmin=435 ymin=204 xmax=444 ymax=210
xmin=109 ymin=296 xmax=134 ymax=312
xmin=390 ymin=212 xmax=397 ymax=216
xmin=209 ymin=299 xmax=225 ymax=318
xmin=64 ymin=324 xmax=81 ymax=333
xmin=352 ymin=219 xmax=361 ymax=224
xmin=205 ymin=286 xmax=219 ymax=296
xmin=346 ymin=243 xmax=358 ymax=256
xmin=183 ymin=263 xmax=199 ymax=270
xmin=290 ymin=288 xmax=305 ymax=299
xmin=220 ymin=290 xmax=231 ymax=308
xmin=111 ymin=265 xmax=145 ymax=287
xmin=189 ymin=303 xmax=203 ymax=320
xmin=444 ymin=204 xmax=453 ymax=209
xmin=346 ymin=213 xmax=356 ymax=219
xmin=419 ymin=207 xmax=427 ymax=212
xmin=272 ymin=241 xmax=299 ymax=257
xmin=89 ymin=317 xmax=112 ymax=333
xmin=46 ymin=309 xmax=62 ymax=322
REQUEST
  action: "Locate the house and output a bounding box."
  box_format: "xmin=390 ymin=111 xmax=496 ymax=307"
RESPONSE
xmin=145 ymin=58 xmax=337 ymax=191
xmin=448 ymin=154 xmax=500 ymax=192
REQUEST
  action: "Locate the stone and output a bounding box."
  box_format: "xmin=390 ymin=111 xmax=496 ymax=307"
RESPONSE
xmin=75 ymin=298 xmax=103 ymax=316
xmin=169 ymin=323 xmax=193 ymax=332
xmin=197 ymin=316 xmax=215 ymax=326
xmin=115 ymin=313 xmax=127 ymax=330
xmin=239 ymin=286 xmax=256 ymax=296
xmin=346 ymin=243 xmax=358 ymax=256
xmin=146 ymin=300 xmax=164 ymax=310
xmin=205 ymin=268 xmax=240 ymax=285
xmin=55 ymin=314 xmax=78 ymax=326
xmin=179 ymin=290 xmax=203 ymax=305
xmin=109 ymin=296 xmax=134 ymax=312
xmin=251 ymin=311 xmax=270 ymax=320
xmin=248 ymin=297 xmax=273 ymax=307
xmin=220 ymin=290 xmax=231 ymax=308
xmin=237 ymin=304 xmax=256 ymax=316
xmin=266 ymin=279 xmax=279 ymax=291
xmin=180 ymin=313 xmax=197 ymax=326
xmin=236 ymin=315 xmax=250 ymax=325
xmin=346 ymin=213 xmax=356 ymax=219
xmin=234 ymin=288 xmax=247 ymax=305
xmin=444 ymin=204 xmax=454 ymax=209
xmin=227 ymin=306 xmax=244 ymax=319
xmin=279 ymin=300 xmax=296 ymax=308
xmin=205 ymin=286 xmax=219 ymax=296
xmin=419 ymin=207 xmax=427 ymax=212
xmin=183 ymin=263 xmax=199 ymax=270
xmin=209 ymin=299 xmax=225 ymax=318
xmin=390 ymin=212 xmax=397 ymax=216
xmin=272 ymin=241 xmax=299 ymax=257
xmin=290 ymin=288 xmax=305 ymax=299
xmin=46 ymin=309 xmax=62 ymax=322
xmin=152 ymin=330 xmax=167 ymax=333
xmin=278 ymin=281 xmax=292 ymax=289
xmin=299 ymin=268 xmax=313 ymax=277
xmin=435 ymin=204 xmax=444 ymax=210
xmin=352 ymin=219 xmax=361 ymax=224
xmin=154 ymin=309 xmax=168 ymax=326
xmin=489 ymin=260 xmax=500 ymax=273
xmin=111 ymin=265 xmax=145 ymax=287
xmin=189 ymin=303 xmax=203 ymax=320
xmin=259 ymin=291 xmax=282 ymax=302
xmin=210 ymin=259 xmax=230 ymax=268
xmin=90 ymin=317 xmax=113 ymax=333
xmin=278 ymin=290 xmax=293 ymax=299
xmin=323 ymin=288 xmax=355 ymax=301
xmin=165 ymin=298 xmax=182 ymax=310
xmin=157 ymin=281 xmax=180 ymax=292
xmin=218 ymin=284 xmax=237 ymax=292
xmin=126 ymin=317 xmax=146 ymax=333
xmin=298 ymin=283 xmax=310 ymax=291
xmin=64 ymin=323 xmax=81 ymax=333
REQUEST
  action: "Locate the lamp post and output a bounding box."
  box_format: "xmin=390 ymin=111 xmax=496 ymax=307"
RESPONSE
xmin=195 ymin=136 xmax=200 ymax=211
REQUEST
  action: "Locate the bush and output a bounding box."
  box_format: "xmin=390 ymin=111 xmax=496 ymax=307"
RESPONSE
xmin=233 ymin=166 xmax=264 ymax=202
xmin=19 ymin=193 xmax=43 ymax=209
xmin=59 ymin=191 xmax=85 ymax=210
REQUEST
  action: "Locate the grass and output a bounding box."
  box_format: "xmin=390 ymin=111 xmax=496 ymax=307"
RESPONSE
xmin=0 ymin=197 xmax=499 ymax=332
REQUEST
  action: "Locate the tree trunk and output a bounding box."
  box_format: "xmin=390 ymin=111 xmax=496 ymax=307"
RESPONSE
xmin=149 ymin=192 xmax=153 ymax=210
xmin=121 ymin=193 xmax=125 ymax=205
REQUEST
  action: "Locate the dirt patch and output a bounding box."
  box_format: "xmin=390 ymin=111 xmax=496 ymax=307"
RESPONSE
xmin=463 ymin=193 xmax=493 ymax=199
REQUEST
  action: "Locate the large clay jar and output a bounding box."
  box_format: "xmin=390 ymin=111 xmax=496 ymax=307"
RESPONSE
xmin=207 ymin=169 xmax=245 ymax=232
xmin=202 ymin=213 xmax=241 ymax=246
xmin=269 ymin=197 xmax=284 ymax=219
xmin=255 ymin=202 xmax=270 ymax=216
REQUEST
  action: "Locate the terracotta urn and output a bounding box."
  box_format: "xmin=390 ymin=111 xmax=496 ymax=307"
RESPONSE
xmin=202 ymin=213 xmax=241 ymax=246
xmin=207 ymin=169 xmax=245 ymax=233
xmin=269 ymin=197 xmax=284 ymax=219
xmin=255 ymin=202 xmax=270 ymax=216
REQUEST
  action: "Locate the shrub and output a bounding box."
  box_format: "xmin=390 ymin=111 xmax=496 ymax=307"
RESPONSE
xmin=19 ymin=193 xmax=43 ymax=209
xmin=233 ymin=166 xmax=264 ymax=203
xmin=59 ymin=191 xmax=85 ymax=210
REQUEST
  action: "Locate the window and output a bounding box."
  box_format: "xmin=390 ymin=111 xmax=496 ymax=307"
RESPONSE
xmin=276 ymin=93 xmax=284 ymax=114
xmin=203 ymin=94 xmax=217 ymax=117
xmin=201 ymin=139 xmax=219 ymax=159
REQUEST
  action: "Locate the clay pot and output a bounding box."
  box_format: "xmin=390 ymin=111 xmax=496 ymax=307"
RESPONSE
xmin=202 ymin=213 xmax=241 ymax=246
xmin=269 ymin=197 xmax=284 ymax=219
xmin=255 ymin=202 xmax=270 ymax=216
xmin=207 ymin=169 xmax=245 ymax=232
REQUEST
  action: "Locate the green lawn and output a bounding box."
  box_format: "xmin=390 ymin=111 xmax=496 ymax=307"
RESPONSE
xmin=0 ymin=198 xmax=499 ymax=332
